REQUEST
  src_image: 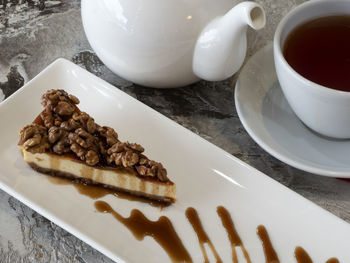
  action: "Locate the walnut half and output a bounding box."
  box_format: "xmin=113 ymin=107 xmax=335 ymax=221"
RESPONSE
xmin=19 ymin=124 xmax=50 ymax=154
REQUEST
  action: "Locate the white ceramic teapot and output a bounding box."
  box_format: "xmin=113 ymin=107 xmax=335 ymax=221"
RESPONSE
xmin=81 ymin=0 xmax=265 ymax=88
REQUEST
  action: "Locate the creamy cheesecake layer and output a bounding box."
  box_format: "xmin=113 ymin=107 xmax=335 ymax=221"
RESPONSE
xmin=23 ymin=149 xmax=176 ymax=202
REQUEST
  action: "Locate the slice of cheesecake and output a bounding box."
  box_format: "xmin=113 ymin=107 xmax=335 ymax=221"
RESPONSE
xmin=19 ymin=89 xmax=175 ymax=203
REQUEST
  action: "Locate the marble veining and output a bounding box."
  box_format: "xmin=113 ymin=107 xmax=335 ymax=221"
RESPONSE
xmin=1 ymin=0 xmax=350 ymax=262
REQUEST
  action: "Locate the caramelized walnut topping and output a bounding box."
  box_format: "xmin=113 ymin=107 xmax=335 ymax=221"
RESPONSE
xmin=20 ymin=124 xmax=46 ymax=142
xmin=98 ymin=126 xmax=118 ymax=146
xmin=107 ymin=152 xmax=118 ymax=164
xmin=20 ymin=89 xmax=168 ymax=180
xmin=54 ymin=115 xmax=63 ymax=126
xmin=68 ymin=94 xmax=80 ymax=104
xmin=136 ymin=160 xmax=168 ymax=182
xmin=72 ymin=112 xmax=96 ymax=133
xmin=122 ymin=150 xmax=139 ymax=167
xmin=41 ymin=107 xmax=66 ymax=129
xmin=41 ymin=89 xmax=61 ymax=107
xmin=75 ymin=127 xmax=91 ymax=139
xmin=48 ymin=126 xmax=65 ymax=144
xmin=53 ymin=101 xmax=75 ymax=116
xmin=107 ymin=142 xmax=125 ymax=154
xmin=75 ymin=128 xmax=99 ymax=152
xmin=41 ymin=89 xmax=79 ymax=107
xmin=19 ymin=124 xmax=50 ymax=154
xmin=139 ymin=157 xmax=148 ymax=165
xmin=107 ymin=142 xmax=144 ymax=155
xmin=126 ymin=142 xmax=144 ymax=153
xmin=85 ymin=150 xmax=99 ymax=166
xmin=48 ymin=127 xmax=70 ymax=154
xmin=52 ymin=139 xmax=70 ymax=154
xmin=86 ymin=118 xmax=96 ymax=134
xmin=60 ymin=118 xmax=80 ymax=131
xmin=99 ymin=141 xmax=107 ymax=155
xmin=156 ymin=164 xmax=168 ymax=182
xmin=136 ymin=166 xmax=148 ymax=176
xmin=40 ymin=107 xmax=54 ymax=128
xmin=68 ymin=132 xmax=89 ymax=149
xmin=24 ymin=134 xmax=41 ymax=148
xmin=70 ymin=142 xmax=86 ymax=159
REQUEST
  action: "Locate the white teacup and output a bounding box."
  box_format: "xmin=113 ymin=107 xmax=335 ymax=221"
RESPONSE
xmin=274 ymin=0 xmax=350 ymax=139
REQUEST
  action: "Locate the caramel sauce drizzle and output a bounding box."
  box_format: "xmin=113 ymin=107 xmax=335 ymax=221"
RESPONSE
xmin=217 ymin=206 xmax=251 ymax=263
xmin=94 ymin=201 xmax=192 ymax=263
xmin=186 ymin=207 xmax=222 ymax=263
xmin=257 ymin=225 xmax=280 ymax=263
xmin=295 ymin=246 xmax=313 ymax=263
xmin=46 ymin=178 xmax=340 ymax=263
xmin=294 ymin=246 xmax=340 ymax=263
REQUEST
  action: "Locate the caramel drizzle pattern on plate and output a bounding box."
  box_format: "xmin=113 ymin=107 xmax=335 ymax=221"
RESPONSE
xmin=257 ymin=225 xmax=280 ymax=263
xmin=94 ymin=200 xmax=192 ymax=263
xmin=46 ymin=175 xmax=340 ymax=263
xmin=217 ymin=206 xmax=251 ymax=263
xmin=326 ymin=258 xmax=340 ymax=263
xmin=295 ymin=246 xmax=312 ymax=263
xmin=257 ymin=226 xmax=339 ymax=263
xmin=295 ymin=247 xmax=340 ymax=263
xmin=186 ymin=207 xmax=223 ymax=263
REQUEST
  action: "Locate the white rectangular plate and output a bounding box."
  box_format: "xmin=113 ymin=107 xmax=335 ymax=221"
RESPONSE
xmin=0 ymin=59 xmax=349 ymax=263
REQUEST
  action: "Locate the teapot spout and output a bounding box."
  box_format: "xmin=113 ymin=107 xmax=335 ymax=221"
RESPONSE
xmin=193 ymin=1 xmax=265 ymax=81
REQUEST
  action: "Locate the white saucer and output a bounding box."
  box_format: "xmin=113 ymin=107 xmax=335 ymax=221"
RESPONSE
xmin=235 ymin=43 xmax=350 ymax=178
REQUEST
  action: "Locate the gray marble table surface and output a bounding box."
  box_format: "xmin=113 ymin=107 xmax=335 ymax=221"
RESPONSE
xmin=0 ymin=0 xmax=349 ymax=262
